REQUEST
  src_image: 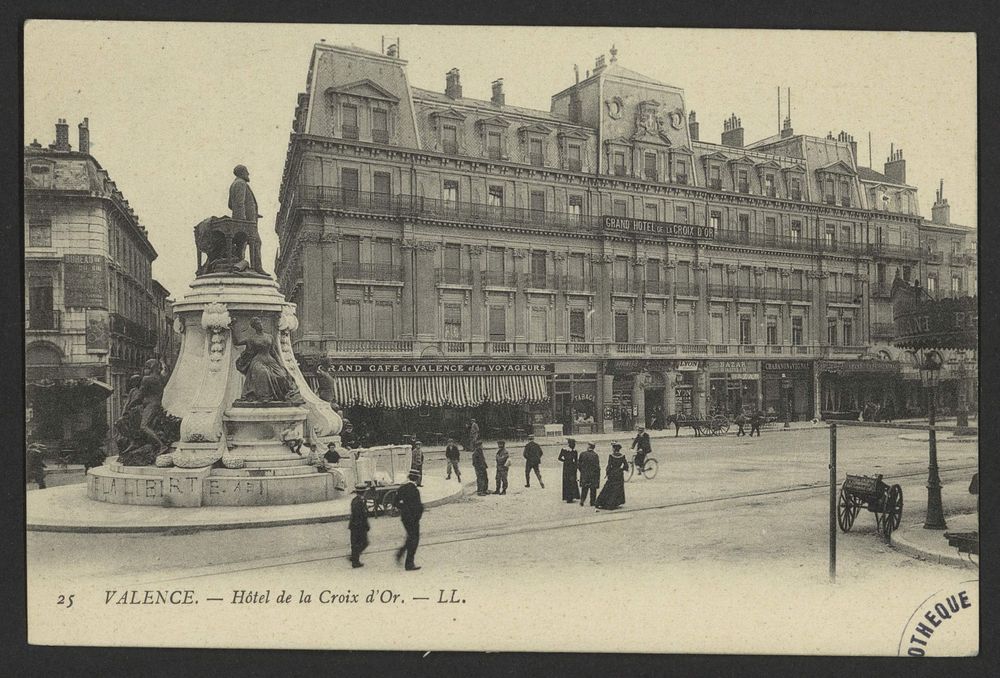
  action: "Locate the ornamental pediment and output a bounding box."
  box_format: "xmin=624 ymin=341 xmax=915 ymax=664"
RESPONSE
xmin=754 ymin=159 xmax=783 ymax=170
xmin=700 ymin=151 xmax=729 ymax=162
xmin=781 ymin=163 xmax=807 ymax=173
xmin=430 ymin=107 xmax=468 ymax=122
xmin=326 ymin=79 xmax=399 ymax=103
xmin=817 ymin=160 xmax=856 ymax=175
xmin=557 ymin=128 xmax=590 ymax=141
xmin=477 ymin=115 xmax=511 ymax=129
xmin=727 ymin=155 xmax=757 ymax=166
xmin=519 ymin=122 xmax=553 ymax=136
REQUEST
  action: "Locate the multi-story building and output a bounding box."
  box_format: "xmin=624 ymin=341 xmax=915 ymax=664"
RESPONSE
xmin=273 ymin=43 xmax=977 ymax=443
xmin=152 ymin=280 xmax=178 ymax=371
xmin=24 ymin=118 xmax=172 ymax=454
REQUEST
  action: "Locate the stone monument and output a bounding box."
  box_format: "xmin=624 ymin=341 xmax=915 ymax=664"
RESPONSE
xmin=87 ymin=167 xmax=346 ymax=507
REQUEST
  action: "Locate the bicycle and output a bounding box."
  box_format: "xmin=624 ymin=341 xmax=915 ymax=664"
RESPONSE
xmin=625 ymin=452 xmax=658 ymax=481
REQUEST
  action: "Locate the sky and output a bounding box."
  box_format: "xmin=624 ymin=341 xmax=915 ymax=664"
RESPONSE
xmin=24 ymin=22 xmax=977 ymax=298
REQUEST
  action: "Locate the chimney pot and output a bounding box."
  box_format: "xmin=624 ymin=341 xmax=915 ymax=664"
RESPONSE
xmin=721 ymin=113 xmax=744 ymax=148
xmin=53 ymin=118 xmax=71 ymax=151
xmin=445 ymin=68 xmax=462 ymax=99
xmin=688 ymin=110 xmax=699 ymax=141
xmin=491 ymin=78 xmax=505 ymax=106
xmin=78 ymin=117 xmax=90 ymax=154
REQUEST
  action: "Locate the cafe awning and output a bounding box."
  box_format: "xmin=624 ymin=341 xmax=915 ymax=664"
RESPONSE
xmin=320 ymin=373 xmax=549 ymax=409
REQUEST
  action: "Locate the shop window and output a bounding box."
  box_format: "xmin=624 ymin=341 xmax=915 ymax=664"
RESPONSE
xmin=569 ymin=308 xmax=586 ymax=342
xmin=791 ymin=316 xmax=803 ymax=345
xmin=444 ymin=303 xmax=463 ymax=340
xmin=842 ymin=318 xmax=853 ymax=346
xmin=647 ymin=311 xmax=661 ymax=343
xmin=29 ymin=219 xmax=52 ymax=248
xmin=827 ymin=318 xmax=838 ymax=345
xmin=766 ymin=316 xmax=778 ymax=345
xmin=739 ymin=314 xmax=752 ymax=345
xmin=489 ymin=305 xmax=507 ymax=341
xmin=341 ymin=301 xmax=362 ymax=339
xmin=342 ymin=104 xmax=359 ymax=139
xmin=614 ymin=312 xmax=630 ymax=343
xmin=488 ymin=185 xmax=504 ymax=207
xmin=374 ymin=302 xmax=394 ymax=340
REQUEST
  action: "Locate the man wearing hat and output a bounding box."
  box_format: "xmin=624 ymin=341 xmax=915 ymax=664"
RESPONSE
xmin=631 ymin=426 xmax=652 ymax=474
xmin=348 ymin=483 xmax=370 ymax=568
xmin=444 ymin=437 xmax=462 ymax=482
xmin=393 ymin=471 xmax=425 ymax=571
xmin=577 ymin=441 xmax=601 ymax=507
xmin=227 ymin=164 xmax=264 ymax=273
xmin=472 ymin=443 xmax=489 ymax=495
xmin=409 ymin=441 xmax=424 ymax=487
xmin=522 ymin=434 xmax=545 ymax=488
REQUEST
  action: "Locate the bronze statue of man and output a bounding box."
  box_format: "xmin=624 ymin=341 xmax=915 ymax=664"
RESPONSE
xmin=228 ymin=164 xmax=264 ymax=273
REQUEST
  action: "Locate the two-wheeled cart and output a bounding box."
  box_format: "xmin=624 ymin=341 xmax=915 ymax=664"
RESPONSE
xmin=837 ymin=473 xmax=903 ymax=538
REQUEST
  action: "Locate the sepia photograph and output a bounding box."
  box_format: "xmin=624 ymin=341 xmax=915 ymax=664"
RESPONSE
xmin=22 ymin=21 xmax=979 ymax=655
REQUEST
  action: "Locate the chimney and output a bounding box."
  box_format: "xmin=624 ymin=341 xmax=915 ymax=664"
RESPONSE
xmin=52 ymin=118 xmax=71 ymax=151
xmin=721 ymin=113 xmax=744 ymax=148
xmin=931 ymin=179 xmax=950 ymax=225
xmin=594 ymin=54 xmax=606 ymax=73
xmin=78 ymin=117 xmax=90 ymax=154
xmin=568 ymin=89 xmax=582 ymax=123
xmin=688 ymin=110 xmax=699 ymax=141
xmin=780 ymin=115 xmax=793 ymax=138
xmin=29 ymin=139 xmax=42 ymax=148
xmin=491 ymin=79 xmax=505 ymax=106
xmin=837 ymin=130 xmax=857 ymax=164
xmin=445 ymin=68 xmax=462 ymax=99
xmin=884 ymin=145 xmax=906 ymax=184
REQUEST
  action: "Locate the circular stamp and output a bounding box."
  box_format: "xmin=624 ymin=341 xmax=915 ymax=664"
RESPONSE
xmin=898 ymin=580 xmax=978 ymax=656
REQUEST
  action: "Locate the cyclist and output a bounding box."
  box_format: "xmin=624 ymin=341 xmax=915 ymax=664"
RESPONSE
xmin=631 ymin=426 xmax=652 ymax=472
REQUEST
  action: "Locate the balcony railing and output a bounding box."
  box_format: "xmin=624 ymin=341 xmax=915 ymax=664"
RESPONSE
xmin=871 ymin=322 xmax=896 ymax=339
xmin=871 ymin=282 xmax=892 ymax=298
xmin=873 ymin=243 xmax=924 ymax=260
xmin=566 ymin=159 xmax=582 ymax=172
xmin=709 ymin=179 xmax=722 ymax=190
xmin=334 ymin=340 xmax=414 ymax=353
xmin=437 ymin=268 xmax=473 ymax=285
xmin=26 ymin=308 xmax=60 ymax=331
xmin=643 ymin=279 xmax=669 ymax=295
xmin=707 ymin=283 xmax=730 ymax=298
xmin=482 ymin=270 xmax=518 ymax=287
xmin=926 ymin=250 xmax=944 ymax=264
xmin=342 ymin=125 xmax=359 ymax=140
xmin=563 ymin=275 xmax=594 ymax=292
xmin=786 ymin=288 xmax=812 ymax=302
xmin=489 ymin=341 xmax=513 ymax=353
xmin=760 ymin=286 xmax=785 ymax=301
xmin=529 ymin=153 xmax=545 ymax=167
xmin=610 ymin=278 xmax=639 ymax=294
xmin=674 ymin=282 xmax=699 ymax=296
xmin=644 ymin=169 xmax=658 ymax=181
xmin=612 ymin=343 xmax=645 ymax=354
xmin=110 ymin=312 xmax=155 ymax=345
xmin=522 ymin=273 xmax=560 ymax=289
xmin=675 ymin=174 xmax=689 ymax=185
xmin=826 ymin=290 xmax=859 ymax=304
xmin=335 ymin=262 xmax=404 ymax=282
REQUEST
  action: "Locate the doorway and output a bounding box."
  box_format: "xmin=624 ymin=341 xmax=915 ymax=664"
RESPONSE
xmin=644 ymin=388 xmax=665 ymax=429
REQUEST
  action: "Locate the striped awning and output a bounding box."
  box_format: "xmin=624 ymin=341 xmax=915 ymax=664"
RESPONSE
xmin=319 ymin=374 xmax=549 ymax=409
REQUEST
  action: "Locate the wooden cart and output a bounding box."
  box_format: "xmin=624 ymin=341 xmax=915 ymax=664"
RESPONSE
xmin=837 ymin=473 xmax=903 ymax=538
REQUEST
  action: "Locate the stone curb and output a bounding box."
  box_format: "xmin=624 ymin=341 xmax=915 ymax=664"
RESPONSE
xmin=27 ymin=481 xmax=470 ymax=535
xmin=898 ymin=433 xmax=979 ymax=444
xmin=890 ymin=522 xmax=976 ymax=569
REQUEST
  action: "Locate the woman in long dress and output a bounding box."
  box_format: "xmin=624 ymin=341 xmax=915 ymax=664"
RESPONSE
xmin=233 ymin=316 xmax=300 ymax=403
xmin=595 ymin=442 xmax=629 ymax=510
xmin=557 ymin=440 xmax=581 ymax=503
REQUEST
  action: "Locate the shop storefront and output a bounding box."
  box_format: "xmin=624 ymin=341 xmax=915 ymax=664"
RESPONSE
xmin=818 ymin=358 xmax=901 ymax=421
xmin=673 ymin=360 xmax=698 ymax=416
xmin=25 ymin=362 xmax=113 ymax=456
xmin=316 ymin=361 xmax=552 ymax=446
xmin=554 ymin=372 xmax=599 ymax=435
xmin=761 ymin=361 xmax=814 ymax=421
xmin=707 ymin=360 xmax=760 ymax=417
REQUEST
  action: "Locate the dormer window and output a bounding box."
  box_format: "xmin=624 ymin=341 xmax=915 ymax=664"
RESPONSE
xmin=372 ymin=109 xmax=389 ymax=144
xmin=342 ymin=104 xmax=359 ymax=140
xmin=737 ymin=169 xmax=750 ymax=193
xmin=642 ymin=152 xmax=657 ymax=181
xmin=676 ymin=159 xmax=688 ymax=185
xmin=567 ymin=144 xmax=582 ymax=172
xmin=764 ymin=173 xmax=776 ymax=198
xmin=613 ymin=151 xmax=626 ymax=176
xmin=824 ymin=178 xmax=836 ymax=204
xmin=529 ymin=138 xmax=544 ymax=167
xmin=443 ymin=125 xmax=458 ymax=154
xmin=790 ymin=178 xmax=802 ymax=200
xmin=709 ymin=165 xmax=721 ymax=190
xmin=487 ymin=132 xmax=502 ymax=160
xmin=840 ymin=179 xmax=851 ymax=207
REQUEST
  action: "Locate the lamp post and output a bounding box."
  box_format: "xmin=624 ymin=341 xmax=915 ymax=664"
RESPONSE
xmin=781 ymin=373 xmax=791 ymax=429
xmin=955 ymin=350 xmax=970 ymax=430
xmin=920 ymin=351 xmax=947 ymax=530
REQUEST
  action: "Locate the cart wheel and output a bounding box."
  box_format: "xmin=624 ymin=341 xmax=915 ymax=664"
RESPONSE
xmin=625 ymin=459 xmax=635 ymax=482
xmin=383 ymin=489 xmax=399 ymax=517
xmin=642 ymin=458 xmax=658 ymax=480
xmin=837 ymin=486 xmax=858 ymax=532
xmin=884 ymin=484 xmax=903 ymax=535
xmin=364 ymin=487 xmax=382 ymax=517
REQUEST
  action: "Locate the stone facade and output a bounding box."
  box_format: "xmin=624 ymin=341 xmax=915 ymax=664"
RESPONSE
xmin=272 ymin=44 xmax=977 ymax=438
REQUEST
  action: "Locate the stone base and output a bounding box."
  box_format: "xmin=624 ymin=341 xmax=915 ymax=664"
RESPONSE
xmin=87 ymin=461 xmax=339 ymax=507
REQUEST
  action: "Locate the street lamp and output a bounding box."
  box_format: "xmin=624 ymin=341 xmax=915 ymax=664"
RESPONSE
xmin=781 ymin=373 xmax=791 ymax=429
xmin=955 ymin=350 xmax=970 ymax=430
xmin=920 ymin=350 xmax=947 ymax=530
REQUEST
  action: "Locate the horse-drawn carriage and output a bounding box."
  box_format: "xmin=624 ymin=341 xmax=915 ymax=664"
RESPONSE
xmin=837 ymin=473 xmax=903 ymax=538
xmin=667 ymin=413 xmax=731 ymax=437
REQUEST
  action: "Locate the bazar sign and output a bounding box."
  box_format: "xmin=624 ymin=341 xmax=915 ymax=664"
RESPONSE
xmin=602 ymin=216 xmax=715 ymax=239
xmin=324 ymin=362 xmax=554 ymax=374
xmin=710 ymin=360 xmax=757 ymax=372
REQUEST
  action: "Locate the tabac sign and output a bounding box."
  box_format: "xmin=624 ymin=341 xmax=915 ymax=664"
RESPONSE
xmin=602 ymin=216 xmax=715 ymax=239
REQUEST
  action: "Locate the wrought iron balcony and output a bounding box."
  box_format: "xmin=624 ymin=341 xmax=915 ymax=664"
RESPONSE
xmin=926 ymin=250 xmax=945 ymax=264
xmin=786 ymin=288 xmax=812 ymax=302
xmin=372 ymin=129 xmax=390 ymax=144
xmin=610 ymin=278 xmax=639 ymax=294
xmin=335 ymin=262 xmax=404 ymax=282
xmin=675 ymin=174 xmax=689 ymax=185
xmin=760 ymin=286 xmax=785 ymax=301
xmin=826 ymin=290 xmax=859 ymax=304
xmin=436 ymin=268 xmax=473 ymax=286
xmin=871 ymin=282 xmax=893 ymax=298
xmin=566 ymin=159 xmax=582 ymax=172
xmin=26 ymin=308 xmax=60 ymax=331
xmin=529 ymin=153 xmax=545 ymax=167
xmin=562 ymin=275 xmax=594 ymax=292
xmin=643 ymin=279 xmax=669 ymax=295
xmin=709 ymin=179 xmax=722 ymax=190
xmin=873 ymin=243 xmax=924 ymax=261
xmin=522 ymin=273 xmax=560 ymax=290
xmin=482 ymin=270 xmax=518 ymax=287
xmin=707 ymin=283 xmax=730 ymax=298
xmin=342 ymin=125 xmax=359 ymax=140
xmin=674 ymin=282 xmax=699 ymax=296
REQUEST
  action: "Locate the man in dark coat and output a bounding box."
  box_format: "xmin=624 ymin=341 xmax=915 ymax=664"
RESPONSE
xmin=577 ymin=441 xmax=601 ymax=507
xmin=523 ymin=435 xmax=545 ymax=488
xmin=27 ymin=443 xmax=47 ymax=489
xmin=228 ymin=164 xmax=264 ymax=273
xmin=750 ymin=411 xmax=763 ymax=437
xmin=393 ymin=471 xmax=424 ymax=571
xmin=471 ymin=444 xmax=489 ymax=495
xmin=467 ymin=418 xmax=480 ymax=451
xmin=444 ymin=438 xmax=462 ymax=481
xmin=348 ymin=483 xmax=370 ymax=568
xmin=631 ymin=426 xmax=652 ymax=471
